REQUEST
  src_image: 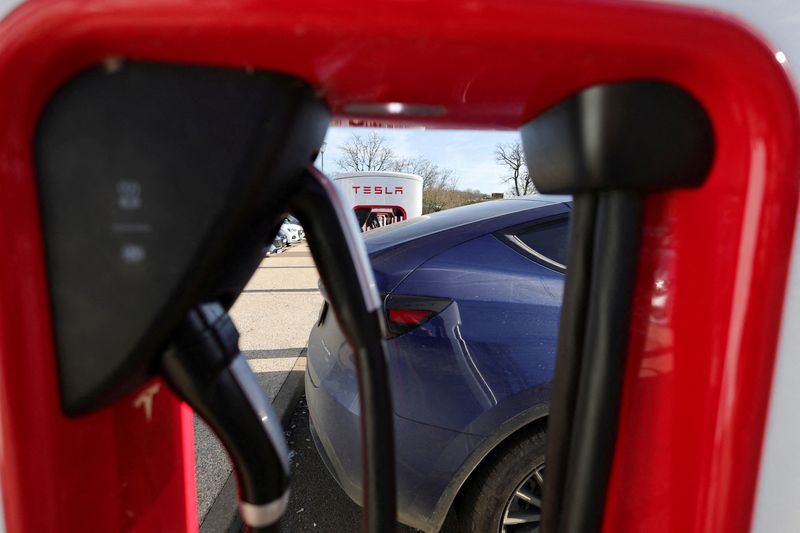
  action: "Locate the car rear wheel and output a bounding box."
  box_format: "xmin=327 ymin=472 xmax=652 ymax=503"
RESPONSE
xmin=458 ymin=428 xmax=546 ymax=533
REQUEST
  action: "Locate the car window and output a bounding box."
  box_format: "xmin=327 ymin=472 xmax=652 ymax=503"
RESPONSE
xmin=508 ymin=217 xmax=569 ymax=270
xmin=363 ymin=198 xmax=561 ymax=255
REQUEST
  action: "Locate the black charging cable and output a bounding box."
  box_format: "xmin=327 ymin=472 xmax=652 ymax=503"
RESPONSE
xmin=162 ymin=164 xmax=398 ymax=533
xmin=291 ymin=165 xmax=397 ymax=533
xmin=162 ymin=303 xmax=290 ymax=533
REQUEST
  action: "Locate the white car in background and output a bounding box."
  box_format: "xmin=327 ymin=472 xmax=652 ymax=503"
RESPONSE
xmin=281 ymin=216 xmax=305 ymax=243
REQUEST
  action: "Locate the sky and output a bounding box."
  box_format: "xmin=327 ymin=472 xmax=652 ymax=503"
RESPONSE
xmin=317 ymin=127 xmax=520 ymax=195
xmin=0 ymin=1 xmax=15 ymax=18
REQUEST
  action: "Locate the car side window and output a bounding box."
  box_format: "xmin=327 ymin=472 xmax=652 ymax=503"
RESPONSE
xmin=503 ymin=217 xmax=570 ymax=271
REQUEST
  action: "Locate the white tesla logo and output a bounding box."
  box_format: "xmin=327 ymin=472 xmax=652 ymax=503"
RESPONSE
xmin=133 ymin=382 xmax=161 ymax=421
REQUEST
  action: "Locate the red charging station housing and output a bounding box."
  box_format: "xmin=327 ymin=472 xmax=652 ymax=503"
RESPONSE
xmin=0 ymin=1 xmax=797 ymax=532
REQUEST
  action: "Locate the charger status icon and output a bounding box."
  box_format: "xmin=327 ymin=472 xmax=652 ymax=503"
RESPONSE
xmin=117 ymin=180 xmax=142 ymax=210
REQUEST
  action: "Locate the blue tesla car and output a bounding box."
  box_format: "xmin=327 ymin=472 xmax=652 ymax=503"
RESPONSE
xmin=306 ymin=196 xmax=570 ymax=532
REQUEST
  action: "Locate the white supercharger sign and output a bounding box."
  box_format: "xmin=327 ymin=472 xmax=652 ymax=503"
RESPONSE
xmin=333 ymin=172 xmax=423 ymax=231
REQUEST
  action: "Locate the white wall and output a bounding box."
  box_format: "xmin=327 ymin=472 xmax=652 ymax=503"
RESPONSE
xmin=334 ymin=173 xmax=423 ymax=220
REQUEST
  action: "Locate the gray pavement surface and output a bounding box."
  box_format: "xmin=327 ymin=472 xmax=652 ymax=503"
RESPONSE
xmin=195 ymin=243 xmax=323 ymax=521
xmin=280 ymin=397 xmax=421 ymax=533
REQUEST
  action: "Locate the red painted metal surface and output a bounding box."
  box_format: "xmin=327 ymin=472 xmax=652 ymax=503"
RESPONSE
xmin=0 ymin=1 xmax=797 ymax=532
xmin=601 ymin=22 xmax=800 ymax=533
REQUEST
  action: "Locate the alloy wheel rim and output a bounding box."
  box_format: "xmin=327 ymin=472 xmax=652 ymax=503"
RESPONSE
xmin=500 ymin=464 xmax=544 ymax=533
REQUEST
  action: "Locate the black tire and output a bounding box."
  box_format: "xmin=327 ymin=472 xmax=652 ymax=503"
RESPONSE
xmin=458 ymin=428 xmax=546 ymax=533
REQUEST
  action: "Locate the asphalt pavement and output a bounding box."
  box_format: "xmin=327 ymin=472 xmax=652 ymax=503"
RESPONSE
xmin=280 ymin=396 xmax=420 ymax=533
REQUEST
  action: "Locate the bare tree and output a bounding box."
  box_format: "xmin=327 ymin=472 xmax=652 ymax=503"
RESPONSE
xmin=393 ymin=156 xmax=437 ymax=187
xmin=390 ymin=156 xmax=459 ymax=211
xmin=336 ymin=132 xmax=396 ymax=172
xmin=393 ymin=156 xmax=462 ymax=213
xmin=495 ymin=141 xmax=536 ymax=196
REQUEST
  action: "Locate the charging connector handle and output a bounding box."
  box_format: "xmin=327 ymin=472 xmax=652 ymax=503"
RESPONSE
xmin=162 ymin=303 xmax=290 ymax=532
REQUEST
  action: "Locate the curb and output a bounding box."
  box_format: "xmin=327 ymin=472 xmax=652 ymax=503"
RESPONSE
xmin=200 ymin=353 xmax=307 ymax=533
